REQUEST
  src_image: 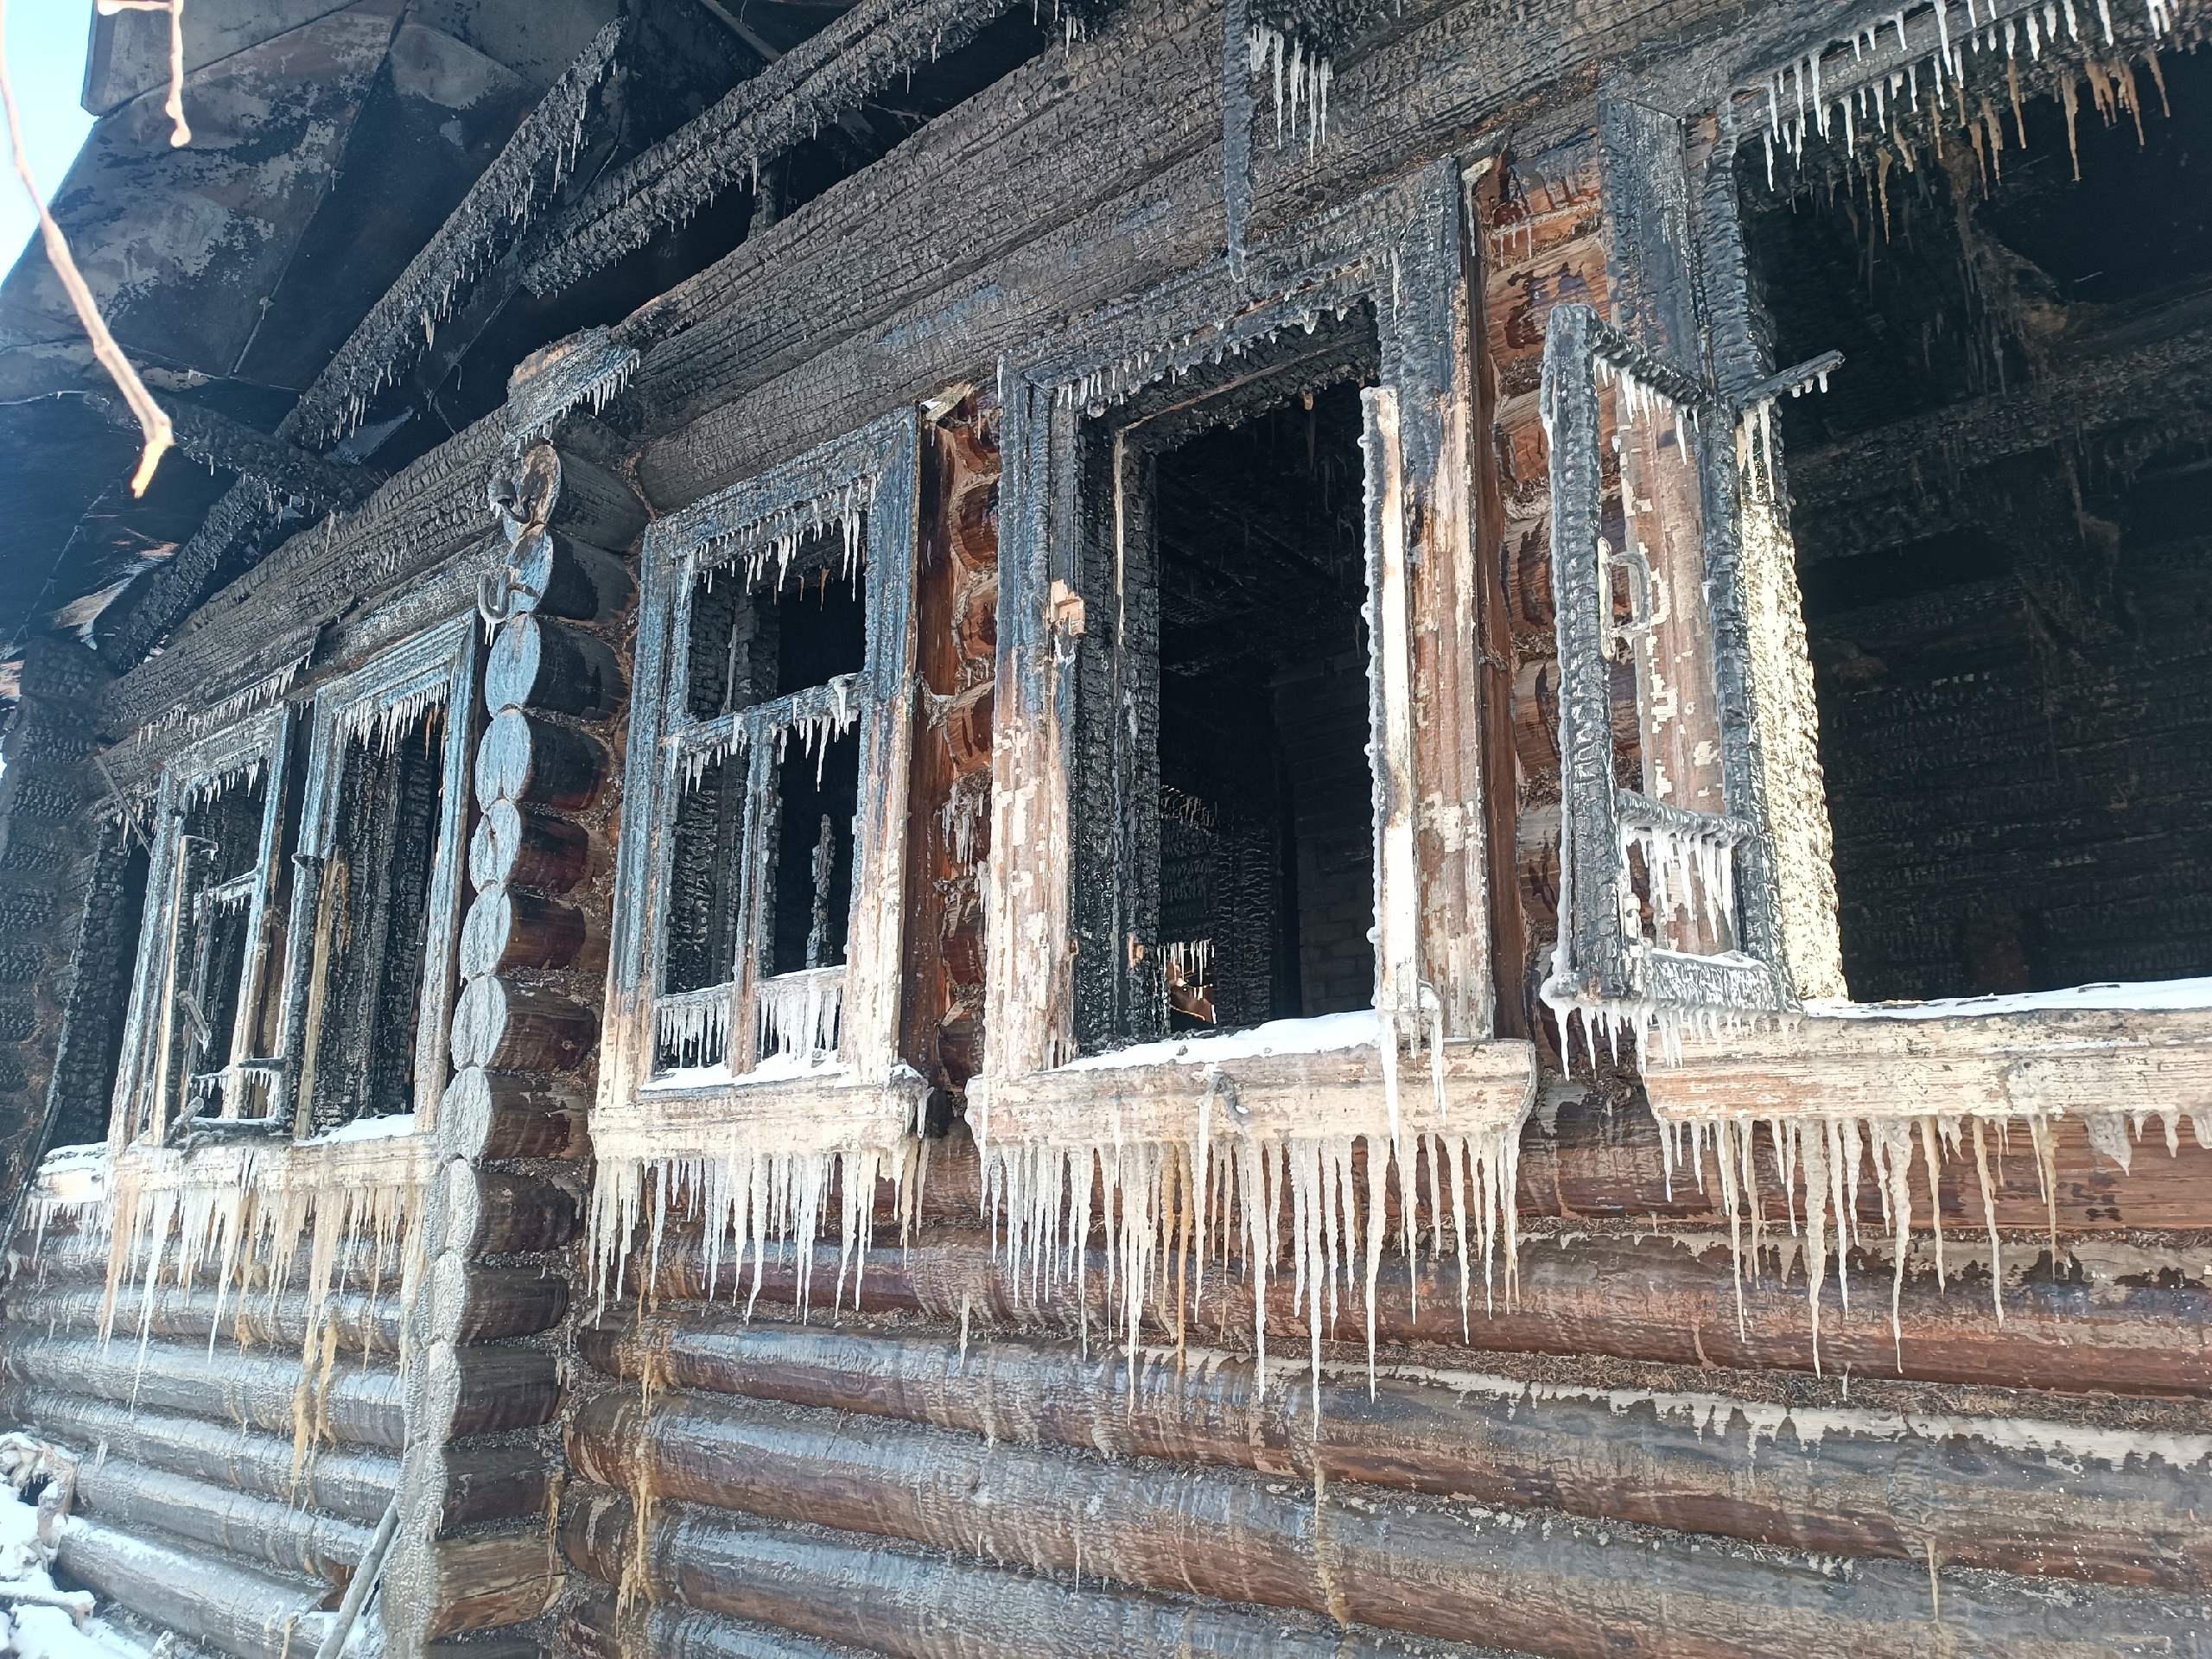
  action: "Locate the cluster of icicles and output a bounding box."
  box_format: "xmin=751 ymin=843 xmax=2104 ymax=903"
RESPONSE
xmin=334 ymin=679 xmax=448 ymax=755
xmin=61 ymin=1148 xmax=423 ymax=1465
xmin=654 ymin=969 xmax=844 ymax=1073
xmin=698 ymin=491 xmax=871 ymax=603
xmin=588 ymin=1133 xmax=918 ymax=1316
xmin=1752 ymin=0 xmax=2174 ymax=181
xmin=1053 ymin=299 xmax=1363 ymax=422
xmin=1619 ymin=818 xmax=1743 ymax=950
xmin=1662 ymin=1106 xmax=2209 ymax=1370
xmin=1247 ymin=24 xmax=1332 ymax=153
xmin=978 ymin=1109 xmax=1523 ymax=1406
xmin=138 ymin=652 xmax=308 ymax=747
xmin=678 ymin=674 xmax=861 ymax=791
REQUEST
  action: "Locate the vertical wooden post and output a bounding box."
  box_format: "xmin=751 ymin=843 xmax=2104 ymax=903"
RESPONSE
xmin=1363 ymin=387 xmax=1421 ymax=1058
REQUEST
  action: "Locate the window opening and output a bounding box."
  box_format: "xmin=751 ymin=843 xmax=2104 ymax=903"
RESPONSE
xmin=1152 ymin=383 xmax=1372 ymax=1031
xmin=657 ymin=530 xmax=867 ymax=1078
xmin=300 ymin=704 xmax=451 ymax=1133
xmin=1739 ymin=43 xmax=2212 ymax=1001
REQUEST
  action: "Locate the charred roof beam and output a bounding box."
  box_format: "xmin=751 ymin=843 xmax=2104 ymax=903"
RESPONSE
xmin=81 ymin=393 xmax=377 ymax=516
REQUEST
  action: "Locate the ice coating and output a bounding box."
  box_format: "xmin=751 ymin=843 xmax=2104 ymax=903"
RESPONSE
xmin=755 ymin=968 xmax=844 ymax=1066
xmin=1247 ymin=23 xmax=1332 ymax=154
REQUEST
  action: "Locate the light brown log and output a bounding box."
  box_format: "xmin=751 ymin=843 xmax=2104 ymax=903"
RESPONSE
xmin=422 ymin=1529 xmax=562 ymax=1638
xmin=559 ymin=1490 xmax=1459 ymax=1659
xmin=439 ymin=1067 xmax=585 ymax=1160
xmin=459 ymin=889 xmax=588 ymax=976
xmin=448 ymin=977 xmax=598 ymax=1075
xmin=57 ymin=1519 xmax=333 ymax=1659
xmin=565 ymin=1395 xmax=2200 ymax=1659
xmin=484 ymin=615 xmax=625 ymax=721
xmin=73 ymin=1456 xmax=372 ymax=1584
xmin=440 ymin=1163 xmax=582 ymax=1257
xmin=12 ymin=1390 xmax=394 ymax=1526
xmin=634 ymin=1224 xmax=2212 ymax=1397
xmin=473 ymin=709 xmax=609 ymax=813
xmin=579 ymin=1318 xmax=2211 ymax=1591
xmin=468 ymin=800 xmax=594 ymax=896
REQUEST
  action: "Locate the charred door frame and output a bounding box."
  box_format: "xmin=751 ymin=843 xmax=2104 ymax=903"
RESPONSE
xmin=985 ymin=156 xmax=1511 ymax=1080
xmin=605 ymin=409 xmax=922 ymax=1105
xmin=276 ymin=616 xmax=477 ymax=1137
xmin=109 ymin=708 xmax=291 ymax=1148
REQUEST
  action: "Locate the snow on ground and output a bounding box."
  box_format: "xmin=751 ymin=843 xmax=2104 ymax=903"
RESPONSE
xmin=0 ymin=1442 xmax=155 ymax=1659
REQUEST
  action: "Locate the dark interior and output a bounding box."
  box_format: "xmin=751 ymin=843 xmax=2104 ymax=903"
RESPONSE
xmin=667 ymin=537 xmax=866 ymax=1019
xmin=1152 ymin=378 xmax=1374 ymax=1029
xmin=311 ymin=709 xmax=448 ymax=1128
xmin=172 ymin=779 xmax=269 ymax=1116
xmin=1742 ymin=48 xmax=2212 ymax=1001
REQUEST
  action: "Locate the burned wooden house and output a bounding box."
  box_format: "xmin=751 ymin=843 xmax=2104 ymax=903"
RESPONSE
xmin=0 ymin=0 xmax=2209 ymax=1653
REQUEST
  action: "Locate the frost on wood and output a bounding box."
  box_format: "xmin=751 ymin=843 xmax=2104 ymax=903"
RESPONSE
xmin=1657 ymin=1103 xmax=2212 ymax=1370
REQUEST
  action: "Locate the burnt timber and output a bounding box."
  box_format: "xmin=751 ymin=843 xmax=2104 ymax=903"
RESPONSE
xmin=1 ymin=0 xmax=2211 ymax=1656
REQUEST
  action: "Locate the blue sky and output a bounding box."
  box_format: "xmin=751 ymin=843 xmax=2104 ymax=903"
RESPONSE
xmin=0 ymin=5 xmax=94 ymax=269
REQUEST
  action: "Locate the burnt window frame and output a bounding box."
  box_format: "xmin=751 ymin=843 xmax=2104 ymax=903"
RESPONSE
xmin=276 ymin=617 xmax=477 ymax=1138
xmin=110 ymin=708 xmax=292 ymax=1148
xmin=607 ymin=409 xmax=921 ymax=1096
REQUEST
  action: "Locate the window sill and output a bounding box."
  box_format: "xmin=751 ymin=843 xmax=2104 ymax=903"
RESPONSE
xmin=971 ymin=1027 xmax=1540 ymax=1147
xmin=1644 ymin=996 xmax=2212 ymax=1133
xmin=599 ymin=1065 xmax=926 ymax=1165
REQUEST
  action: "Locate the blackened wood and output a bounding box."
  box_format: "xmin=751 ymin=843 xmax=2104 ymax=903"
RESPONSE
xmin=56 ymin=1519 xmax=333 ymax=1659
xmin=474 ymin=712 xmax=610 ymax=814
xmin=558 ymin=1488 xmax=1497 ymax=1659
xmin=483 ymin=617 xmax=625 ymax=722
xmin=545 ymin=451 xmax=648 ymax=551
xmin=566 ymin=1393 xmax=2199 ymax=1659
xmin=73 ymin=1455 xmax=373 ymax=1584
xmin=581 ymin=1318 xmax=2212 ymax=1592
xmin=16 ymin=1282 xmax=403 ymax=1355
xmin=467 ymin=801 xmax=593 ymax=896
xmin=428 ymin=1255 xmax=569 ymax=1342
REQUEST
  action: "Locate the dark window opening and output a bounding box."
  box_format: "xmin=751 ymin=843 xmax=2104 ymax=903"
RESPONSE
xmin=659 ymin=530 xmax=868 ymax=1073
xmin=304 ymin=708 xmax=449 ymax=1129
xmin=1742 ymin=47 xmax=2212 ymax=999
xmin=168 ymin=778 xmax=274 ymax=1120
xmin=1150 ymin=378 xmax=1375 ymax=1031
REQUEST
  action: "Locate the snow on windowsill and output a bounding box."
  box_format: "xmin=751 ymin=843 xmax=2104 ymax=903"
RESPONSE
xmin=300 ymin=1111 xmax=419 ymax=1146
xmin=645 ymin=1052 xmax=851 ymax=1092
xmin=1059 ymin=1009 xmax=1381 ymax=1072
xmin=1806 ymin=976 xmax=2212 ymax=1021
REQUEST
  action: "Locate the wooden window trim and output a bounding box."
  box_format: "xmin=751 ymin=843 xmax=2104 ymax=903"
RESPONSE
xmin=602 ymin=409 xmax=922 ymax=1111
xmin=109 ymin=707 xmax=290 ymax=1150
xmin=276 ymin=617 xmax=477 ymax=1139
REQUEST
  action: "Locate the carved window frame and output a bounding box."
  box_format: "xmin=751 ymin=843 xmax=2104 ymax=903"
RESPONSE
xmin=606 ymin=409 xmax=922 ymax=1102
xmin=276 ymin=616 xmax=477 ymax=1137
xmin=110 ymin=708 xmax=292 ymax=1149
xmin=975 ymin=159 xmax=1541 ymax=1135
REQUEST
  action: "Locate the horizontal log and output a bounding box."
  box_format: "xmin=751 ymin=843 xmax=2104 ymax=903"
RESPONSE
xmin=565 ymin=1592 xmax=861 ymax=1659
xmin=484 ymin=615 xmax=625 ymax=722
xmin=633 ymin=1223 xmax=2212 ymax=1395
xmin=565 ymin=1392 xmax=2202 ymax=1659
xmin=11 ymin=1389 xmax=394 ymax=1526
xmin=544 ymin=450 xmax=648 ymax=551
xmin=474 ymin=710 xmax=610 ymax=814
xmin=3 ymin=1335 xmax=556 ymax=1447
xmin=436 ymin=1443 xmax=560 ymax=1533
xmin=423 ymin=1529 xmax=563 ymax=1639
xmin=468 ymin=800 xmax=594 ymax=896
xmin=559 ymin=1489 xmax=1501 ymax=1659
xmin=56 ymin=1517 xmax=333 ymax=1659
xmin=73 ymin=1456 xmax=372 ymax=1585
xmin=439 ymin=1067 xmax=586 ymax=1160
xmin=530 ymin=532 xmax=635 ymax=626
xmin=459 ymin=889 xmax=589 ymax=976
xmin=441 ymin=1163 xmax=582 ymax=1258
xmin=449 ymin=978 xmax=600 ymax=1077
xmin=580 ymin=1318 xmax=2212 ymax=1591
